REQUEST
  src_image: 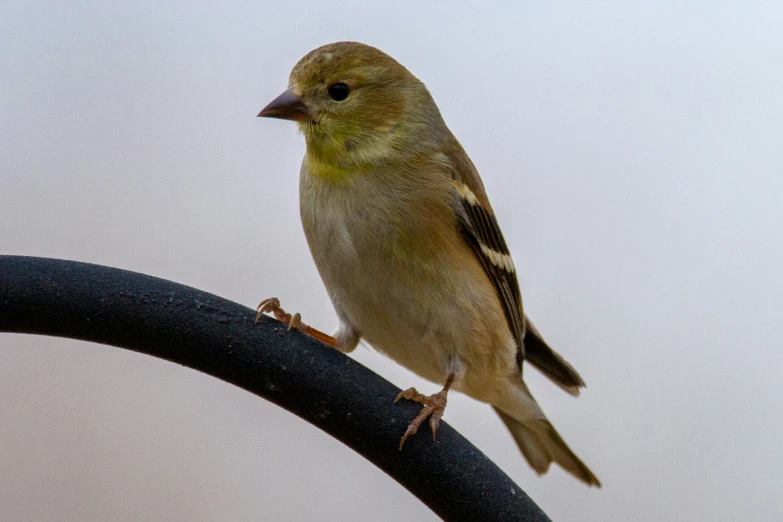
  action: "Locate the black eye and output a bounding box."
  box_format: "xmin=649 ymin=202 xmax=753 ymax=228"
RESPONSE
xmin=327 ymin=82 xmax=350 ymax=101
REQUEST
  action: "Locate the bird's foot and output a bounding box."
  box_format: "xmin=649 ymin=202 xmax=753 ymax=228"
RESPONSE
xmin=394 ymin=387 xmax=449 ymax=450
xmin=255 ymin=297 xmax=336 ymax=347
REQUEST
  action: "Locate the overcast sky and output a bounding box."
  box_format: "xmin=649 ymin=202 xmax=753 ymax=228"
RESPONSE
xmin=2 ymin=1 xmax=782 ymax=520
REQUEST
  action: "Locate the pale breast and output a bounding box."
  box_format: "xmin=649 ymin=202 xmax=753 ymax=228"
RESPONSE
xmin=299 ymin=163 xmax=518 ymax=391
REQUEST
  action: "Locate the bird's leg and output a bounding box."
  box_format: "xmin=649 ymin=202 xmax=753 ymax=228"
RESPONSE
xmin=395 ymin=373 xmax=456 ymax=450
xmin=255 ymin=297 xmax=337 ymax=347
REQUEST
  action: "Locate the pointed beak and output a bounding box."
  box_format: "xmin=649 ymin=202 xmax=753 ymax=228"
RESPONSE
xmin=257 ymin=88 xmax=313 ymax=122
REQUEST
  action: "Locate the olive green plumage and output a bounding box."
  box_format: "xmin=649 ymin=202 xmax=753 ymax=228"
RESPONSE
xmin=259 ymin=41 xmax=600 ymax=487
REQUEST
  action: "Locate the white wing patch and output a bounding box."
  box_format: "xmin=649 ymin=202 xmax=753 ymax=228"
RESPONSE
xmin=454 ymin=181 xmax=516 ymax=273
xmin=453 ymin=181 xmax=480 ymax=207
xmin=479 ymin=242 xmax=516 ymax=273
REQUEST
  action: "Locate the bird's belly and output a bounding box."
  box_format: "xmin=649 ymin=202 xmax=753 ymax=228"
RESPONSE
xmin=316 ymin=226 xmax=454 ymax=385
xmin=300 ymin=177 xmax=517 ymax=395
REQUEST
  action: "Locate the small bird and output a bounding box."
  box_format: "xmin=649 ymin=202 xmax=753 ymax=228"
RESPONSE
xmin=256 ymin=41 xmax=600 ymax=487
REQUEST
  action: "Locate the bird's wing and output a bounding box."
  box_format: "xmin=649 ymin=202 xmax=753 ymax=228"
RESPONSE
xmin=439 ymin=143 xmax=587 ymax=394
xmin=439 ymin=144 xmax=526 ymax=364
xmin=523 ymin=317 xmax=585 ymax=396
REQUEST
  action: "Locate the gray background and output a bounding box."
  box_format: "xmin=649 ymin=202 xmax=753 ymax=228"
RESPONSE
xmin=2 ymin=1 xmax=781 ymax=520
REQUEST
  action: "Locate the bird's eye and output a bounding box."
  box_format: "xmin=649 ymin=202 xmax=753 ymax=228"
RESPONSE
xmin=327 ymin=82 xmax=350 ymax=101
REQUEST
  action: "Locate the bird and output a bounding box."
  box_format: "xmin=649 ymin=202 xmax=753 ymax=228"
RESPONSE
xmin=255 ymin=41 xmax=600 ymax=487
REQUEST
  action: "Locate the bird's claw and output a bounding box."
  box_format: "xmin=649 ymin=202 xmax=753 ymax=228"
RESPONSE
xmin=254 ymin=297 xmax=338 ymax=348
xmin=255 ymin=297 xmax=302 ymax=330
xmin=395 ymin=387 xmax=448 ymax=450
xmin=255 ymin=297 xmax=282 ymax=324
xmin=288 ymin=312 xmax=302 ymax=331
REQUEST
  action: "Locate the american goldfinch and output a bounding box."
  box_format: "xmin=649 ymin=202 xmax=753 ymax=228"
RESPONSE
xmin=256 ymin=41 xmax=600 ymax=487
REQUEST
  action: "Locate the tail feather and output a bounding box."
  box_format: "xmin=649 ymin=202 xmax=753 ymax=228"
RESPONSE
xmin=524 ymin=317 xmax=586 ymax=397
xmin=494 ymin=407 xmax=601 ymax=487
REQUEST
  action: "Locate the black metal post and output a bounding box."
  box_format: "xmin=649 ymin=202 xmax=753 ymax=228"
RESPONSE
xmin=0 ymin=255 xmax=550 ymax=521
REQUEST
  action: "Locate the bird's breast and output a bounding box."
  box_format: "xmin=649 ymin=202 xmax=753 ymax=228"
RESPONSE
xmin=298 ymin=161 xmax=516 ymax=389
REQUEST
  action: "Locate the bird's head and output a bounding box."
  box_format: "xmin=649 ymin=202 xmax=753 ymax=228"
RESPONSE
xmin=259 ymin=42 xmax=447 ymax=179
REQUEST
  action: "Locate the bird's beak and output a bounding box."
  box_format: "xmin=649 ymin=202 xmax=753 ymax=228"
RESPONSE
xmin=257 ymin=88 xmax=313 ymax=122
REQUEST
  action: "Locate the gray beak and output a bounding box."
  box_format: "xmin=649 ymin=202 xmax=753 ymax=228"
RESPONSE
xmin=257 ymin=88 xmax=313 ymax=122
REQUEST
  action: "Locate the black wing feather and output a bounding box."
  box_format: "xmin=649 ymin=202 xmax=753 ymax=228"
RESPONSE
xmin=455 ymin=192 xmax=526 ymax=366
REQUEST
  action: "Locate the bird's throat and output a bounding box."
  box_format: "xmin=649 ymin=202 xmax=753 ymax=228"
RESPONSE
xmin=304 ymin=153 xmax=362 ymax=183
xmin=303 ymin=133 xmax=374 ymax=183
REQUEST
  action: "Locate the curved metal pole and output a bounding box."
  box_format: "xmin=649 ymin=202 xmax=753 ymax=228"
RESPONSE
xmin=0 ymin=256 xmax=550 ymax=522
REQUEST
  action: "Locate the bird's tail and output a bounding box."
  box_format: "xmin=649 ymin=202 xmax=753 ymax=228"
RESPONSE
xmin=494 ymin=406 xmax=601 ymax=487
